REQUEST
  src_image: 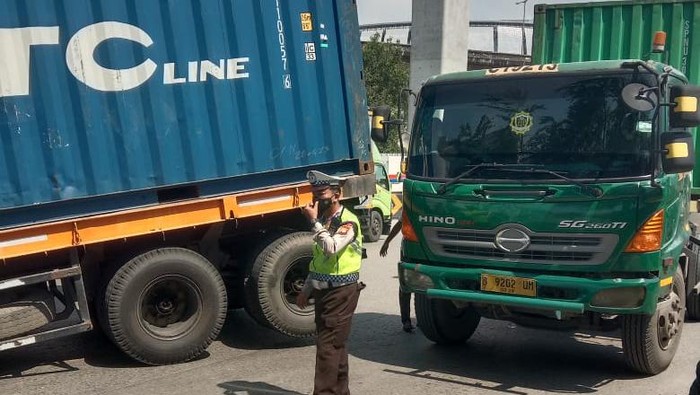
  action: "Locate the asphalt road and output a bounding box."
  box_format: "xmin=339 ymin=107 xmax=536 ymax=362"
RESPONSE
xmin=1 ymin=231 xmax=698 ymax=395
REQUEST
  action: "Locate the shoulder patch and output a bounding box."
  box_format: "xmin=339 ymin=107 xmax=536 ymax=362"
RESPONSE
xmin=337 ymin=223 xmax=353 ymax=235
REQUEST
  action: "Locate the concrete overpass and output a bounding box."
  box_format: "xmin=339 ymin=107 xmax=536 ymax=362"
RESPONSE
xmin=359 ymin=20 xmax=532 ymax=69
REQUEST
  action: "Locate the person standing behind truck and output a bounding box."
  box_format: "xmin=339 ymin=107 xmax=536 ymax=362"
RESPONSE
xmin=296 ymin=170 xmax=365 ymax=395
xmin=380 ymin=217 xmax=414 ymax=333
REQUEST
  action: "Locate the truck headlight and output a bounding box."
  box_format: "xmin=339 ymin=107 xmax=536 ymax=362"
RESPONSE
xmin=400 ymin=267 xmax=434 ymax=291
xmin=591 ymin=287 xmax=645 ymax=308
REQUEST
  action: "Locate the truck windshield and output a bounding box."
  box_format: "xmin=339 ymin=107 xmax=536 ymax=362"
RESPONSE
xmin=409 ymin=72 xmax=657 ymax=180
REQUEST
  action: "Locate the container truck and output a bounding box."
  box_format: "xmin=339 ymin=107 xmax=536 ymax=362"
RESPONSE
xmin=382 ymin=1 xmax=700 ymax=374
xmin=0 ymin=0 xmax=378 ymax=365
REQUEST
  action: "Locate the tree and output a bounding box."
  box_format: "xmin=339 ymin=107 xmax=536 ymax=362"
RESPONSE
xmin=362 ymin=33 xmax=409 ymax=153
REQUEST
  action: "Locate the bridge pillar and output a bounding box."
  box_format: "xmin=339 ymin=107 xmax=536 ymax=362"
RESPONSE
xmin=408 ymin=0 xmax=469 ymax=134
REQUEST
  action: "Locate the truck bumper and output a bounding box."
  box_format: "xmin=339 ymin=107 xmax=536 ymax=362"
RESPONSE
xmin=399 ymin=261 xmax=662 ymax=315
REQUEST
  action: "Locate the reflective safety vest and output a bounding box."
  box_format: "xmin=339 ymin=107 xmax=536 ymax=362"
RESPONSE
xmin=310 ymin=207 xmax=363 ymax=280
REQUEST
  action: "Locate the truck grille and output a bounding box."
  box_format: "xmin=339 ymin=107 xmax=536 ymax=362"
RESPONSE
xmin=424 ymin=227 xmax=618 ymax=265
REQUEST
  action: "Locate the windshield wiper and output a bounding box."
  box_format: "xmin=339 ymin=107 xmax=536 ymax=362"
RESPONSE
xmin=494 ymin=167 xmax=603 ymax=198
xmin=437 ymin=164 xmax=603 ymax=197
xmin=437 ymin=163 xmax=534 ymax=195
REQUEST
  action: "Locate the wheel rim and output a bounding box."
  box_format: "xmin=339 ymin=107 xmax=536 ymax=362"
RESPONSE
xmin=138 ymin=275 xmax=202 ymax=340
xmin=657 ymin=284 xmax=683 ymax=350
xmin=370 ymin=213 xmax=382 ymax=237
xmin=281 ymin=257 xmax=314 ymax=316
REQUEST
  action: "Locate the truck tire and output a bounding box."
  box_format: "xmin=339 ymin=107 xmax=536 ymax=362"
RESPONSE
xmin=244 ymin=231 xmax=316 ymax=337
xmin=382 ymin=219 xmax=392 ymax=235
xmin=99 ymin=248 xmax=227 ymax=365
xmin=415 ymin=294 xmax=480 ymax=345
xmin=0 ymin=287 xmax=55 ymax=341
xmin=622 ymin=267 xmax=685 ymax=375
xmin=364 ymin=210 xmax=383 ymax=243
xmin=685 ymin=245 xmax=700 ymax=320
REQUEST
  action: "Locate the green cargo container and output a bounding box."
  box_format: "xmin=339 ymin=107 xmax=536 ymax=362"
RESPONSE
xmin=533 ymin=0 xmax=700 ymax=193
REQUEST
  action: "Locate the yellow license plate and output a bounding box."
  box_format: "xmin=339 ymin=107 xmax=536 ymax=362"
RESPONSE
xmin=480 ymin=274 xmax=536 ymax=297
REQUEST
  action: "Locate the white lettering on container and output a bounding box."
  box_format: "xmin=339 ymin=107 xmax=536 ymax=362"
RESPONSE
xmin=0 ymin=27 xmax=60 ymax=97
xmin=163 ymin=58 xmax=250 ymax=85
xmin=275 ymin=0 xmax=291 ymax=89
xmin=163 ymin=63 xmax=186 ymax=84
xmin=227 ymin=57 xmax=249 ymax=79
xmin=66 ymin=21 xmax=157 ymax=92
xmin=0 ymin=22 xmax=251 ymax=97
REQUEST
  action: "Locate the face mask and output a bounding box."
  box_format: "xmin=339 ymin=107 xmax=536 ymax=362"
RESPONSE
xmin=316 ymin=198 xmax=333 ymax=214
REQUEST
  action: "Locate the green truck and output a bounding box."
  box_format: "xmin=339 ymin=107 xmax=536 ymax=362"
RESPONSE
xmin=377 ymin=2 xmax=700 ymax=375
xmin=356 ymin=116 xmax=399 ymax=243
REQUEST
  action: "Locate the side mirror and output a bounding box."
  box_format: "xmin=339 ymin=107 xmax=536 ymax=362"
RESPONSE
xmin=670 ymin=85 xmax=700 ymax=128
xmin=621 ymin=83 xmax=657 ymax=112
xmin=661 ymin=131 xmax=695 ymax=174
xmin=370 ymin=105 xmax=391 ymax=143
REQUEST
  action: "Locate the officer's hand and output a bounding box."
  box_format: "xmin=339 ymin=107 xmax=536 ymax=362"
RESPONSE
xmin=302 ymin=201 xmax=318 ymax=222
xmin=296 ymin=292 xmax=309 ymax=308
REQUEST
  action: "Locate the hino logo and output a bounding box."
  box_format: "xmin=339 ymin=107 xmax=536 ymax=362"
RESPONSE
xmin=0 ymin=22 xmax=250 ymax=97
xmin=494 ymin=228 xmax=530 ymax=253
xmin=418 ymin=216 xmax=456 ymax=225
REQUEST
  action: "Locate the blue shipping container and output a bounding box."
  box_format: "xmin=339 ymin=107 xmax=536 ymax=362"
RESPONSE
xmin=0 ymin=0 xmax=370 ymax=228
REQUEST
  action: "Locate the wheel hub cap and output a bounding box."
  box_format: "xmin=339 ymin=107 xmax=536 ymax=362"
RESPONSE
xmin=157 ymin=300 xmax=174 ymax=315
xmin=658 ymin=293 xmax=683 ymax=349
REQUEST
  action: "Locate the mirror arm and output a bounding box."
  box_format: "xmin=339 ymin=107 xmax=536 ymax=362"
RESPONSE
xmin=649 ymin=68 xmax=676 ymax=188
xmin=650 ymin=109 xmax=662 ymax=189
xmin=622 ymin=61 xmax=661 ymax=77
xmin=396 ymin=88 xmax=413 ymax=128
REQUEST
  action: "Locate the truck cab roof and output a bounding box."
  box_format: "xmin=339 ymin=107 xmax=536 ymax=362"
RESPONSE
xmin=424 ymin=59 xmax=688 ymax=86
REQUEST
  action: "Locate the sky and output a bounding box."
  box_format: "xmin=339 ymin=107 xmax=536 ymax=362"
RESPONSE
xmin=356 ymin=0 xmax=612 ymax=54
xmin=356 ymin=0 xmax=612 ymax=25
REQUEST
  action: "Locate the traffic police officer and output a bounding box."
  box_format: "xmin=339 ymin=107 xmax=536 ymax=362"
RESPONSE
xmin=296 ymin=170 xmax=365 ymax=395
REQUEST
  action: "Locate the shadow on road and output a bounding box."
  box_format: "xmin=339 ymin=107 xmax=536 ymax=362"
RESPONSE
xmin=218 ymin=380 xmax=305 ymax=394
xmin=349 ymin=312 xmax=643 ymax=394
xmin=217 ymin=309 xmax=314 ymax=350
xmin=0 ymin=308 xmax=312 ymax=377
xmin=0 ymin=360 xmax=78 ymax=381
xmin=0 ymin=329 xmax=142 ymax=380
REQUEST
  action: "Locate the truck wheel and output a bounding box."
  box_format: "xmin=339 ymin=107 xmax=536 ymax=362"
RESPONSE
xmin=382 ymin=219 xmax=392 ymax=235
xmin=685 ymin=245 xmax=700 ymax=320
xmin=0 ymin=287 xmax=55 ymax=341
xmin=244 ymin=232 xmax=315 ymax=337
xmin=415 ymin=294 xmax=480 ymax=345
xmin=622 ymin=267 xmax=685 ymax=375
xmin=364 ymin=210 xmax=383 ymax=243
xmin=100 ymin=248 xmax=227 ymax=365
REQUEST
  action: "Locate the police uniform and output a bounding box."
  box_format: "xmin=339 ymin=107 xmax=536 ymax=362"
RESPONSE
xmin=302 ymin=171 xmax=365 ymax=395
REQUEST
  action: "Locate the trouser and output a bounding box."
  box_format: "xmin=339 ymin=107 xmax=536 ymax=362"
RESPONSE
xmin=313 ymin=282 xmax=364 ymax=395
xmin=399 ymin=289 xmax=411 ymax=323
